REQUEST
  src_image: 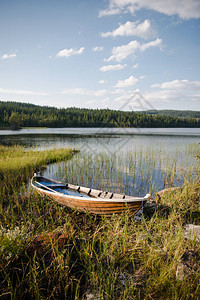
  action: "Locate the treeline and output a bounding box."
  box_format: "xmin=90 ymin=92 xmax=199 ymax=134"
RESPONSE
xmin=0 ymin=101 xmax=199 ymax=129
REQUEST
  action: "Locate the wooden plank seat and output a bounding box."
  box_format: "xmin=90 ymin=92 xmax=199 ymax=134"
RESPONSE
xmin=112 ymin=193 xmax=126 ymax=199
xmin=78 ymin=186 xmax=91 ymax=195
xmin=99 ymin=191 xmax=114 ymax=199
xmin=89 ymin=189 xmax=103 ymax=198
xmin=67 ymin=183 xmax=78 ymax=190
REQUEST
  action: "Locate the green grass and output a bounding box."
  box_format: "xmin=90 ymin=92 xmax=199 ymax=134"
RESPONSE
xmin=0 ymin=145 xmax=76 ymax=172
xmin=0 ymin=145 xmax=200 ymax=299
xmin=0 ymin=145 xmax=77 ymax=196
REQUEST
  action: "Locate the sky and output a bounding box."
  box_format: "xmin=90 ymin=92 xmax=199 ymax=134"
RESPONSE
xmin=0 ymin=0 xmax=200 ymax=111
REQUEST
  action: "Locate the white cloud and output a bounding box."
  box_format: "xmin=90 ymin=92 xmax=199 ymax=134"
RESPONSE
xmin=106 ymin=40 xmax=140 ymax=62
xmin=85 ymin=100 xmax=96 ymax=105
xmin=101 ymin=20 xmax=156 ymax=39
xmin=133 ymin=63 xmax=138 ymax=68
xmin=114 ymin=75 xmax=138 ymax=88
xmin=99 ymin=0 xmax=200 ymax=19
xmin=2 ymin=53 xmax=16 ymax=60
xmin=145 ymin=90 xmax=175 ymax=102
xmin=113 ymin=89 xmax=147 ymax=107
xmin=61 ymin=88 xmax=107 ymax=97
xmin=146 ymin=79 xmax=200 ymax=102
xmin=99 ymin=80 xmax=106 ymax=84
xmin=58 ymin=81 xmax=200 ymax=109
xmin=106 ymin=38 xmax=162 ymax=62
xmin=56 ymin=47 xmax=85 ymax=58
xmin=152 ymin=79 xmax=200 ymax=90
xmin=0 ymin=88 xmax=50 ymax=96
xmin=101 ymin=97 xmax=110 ymax=104
xmin=98 ymin=7 xmax=121 ymax=17
xmin=100 ymin=64 xmax=127 ymax=72
xmin=93 ymin=46 xmax=104 ymax=52
xmin=111 ymin=88 xmax=125 ymax=95
xmin=61 ymin=88 xmax=125 ymax=98
xmin=140 ymin=38 xmax=162 ymax=51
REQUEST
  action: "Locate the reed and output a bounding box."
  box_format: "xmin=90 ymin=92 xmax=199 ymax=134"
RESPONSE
xmin=51 ymin=143 xmax=199 ymax=199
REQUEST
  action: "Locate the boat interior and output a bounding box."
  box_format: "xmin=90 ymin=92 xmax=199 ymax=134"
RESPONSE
xmin=33 ymin=175 xmax=133 ymax=200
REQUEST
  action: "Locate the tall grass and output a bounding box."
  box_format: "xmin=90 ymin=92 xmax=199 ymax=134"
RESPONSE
xmin=0 ymin=145 xmax=76 ymax=196
xmin=0 ymin=144 xmax=199 ymax=299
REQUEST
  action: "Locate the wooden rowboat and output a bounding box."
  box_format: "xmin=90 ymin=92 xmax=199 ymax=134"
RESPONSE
xmin=31 ymin=174 xmax=151 ymax=215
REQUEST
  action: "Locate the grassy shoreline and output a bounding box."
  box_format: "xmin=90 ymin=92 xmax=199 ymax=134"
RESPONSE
xmin=0 ymin=145 xmax=199 ymax=299
xmin=0 ymin=145 xmax=77 ymax=194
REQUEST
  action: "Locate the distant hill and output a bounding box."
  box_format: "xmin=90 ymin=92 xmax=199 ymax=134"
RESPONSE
xmin=0 ymin=100 xmax=199 ymax=128
xmin=142 ymin=110 xmax=200 ymax=118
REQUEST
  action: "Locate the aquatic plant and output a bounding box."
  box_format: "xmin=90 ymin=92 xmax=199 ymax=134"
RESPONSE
xmin=46 ymin=143 xmax=199 ymax=198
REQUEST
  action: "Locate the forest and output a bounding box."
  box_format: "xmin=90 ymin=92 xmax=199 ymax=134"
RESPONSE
xmin=0 ymin=100 xmax=199 ymax=129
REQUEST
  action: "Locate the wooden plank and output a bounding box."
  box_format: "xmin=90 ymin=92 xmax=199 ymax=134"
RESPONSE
xmin=67 ymin=183 xmax=79 ymax=190
xmin=99 ymin=191 xmax=113 ymax=199
xmin=79 ymin=187 xmax=91 ymax=194
xmin=112 ymin=193 xmax=125 ymax=199
xmin=89 ymin=190 xmax=103 ymax=198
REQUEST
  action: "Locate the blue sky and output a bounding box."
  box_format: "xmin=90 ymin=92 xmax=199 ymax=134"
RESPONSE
xmin=0 ymin=0 xmax=200 ymax=111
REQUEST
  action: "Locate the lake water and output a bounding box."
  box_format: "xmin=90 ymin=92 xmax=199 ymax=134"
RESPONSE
xmin=0 ymin=127 xmax=199 ymax=150
xmin=0 ymin=128 xmax=199 ymax=196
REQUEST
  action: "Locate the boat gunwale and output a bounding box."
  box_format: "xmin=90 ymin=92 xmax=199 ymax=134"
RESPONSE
xmin=31 ymin=175 xmax=150 ymax=203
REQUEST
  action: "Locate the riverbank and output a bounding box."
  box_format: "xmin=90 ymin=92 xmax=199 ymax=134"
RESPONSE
xmin=0 ymin=145 xmax=199 ymax=299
